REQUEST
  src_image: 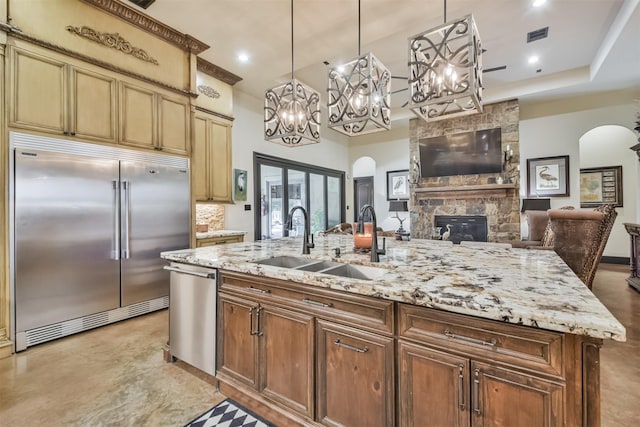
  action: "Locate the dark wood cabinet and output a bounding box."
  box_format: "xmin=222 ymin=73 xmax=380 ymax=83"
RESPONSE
xmin=259 ymin=304 xmax=315 ymax=418
xmin=398 ymin=341 xmax=470 ymax=427
xmin=472 ymin=362 xmax=564 ymax=426
xmin=217 ymin=288 xmax=315 ymax=418
xmin=217 ymin=294 xmax=258 ymax=388
xmin=316 ymin=320 xmax=394 ymax=427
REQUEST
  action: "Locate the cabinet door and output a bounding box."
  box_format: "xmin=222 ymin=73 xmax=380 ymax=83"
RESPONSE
xmin=9 ymin=47 xmax=67 ymax=134
xmin=119 ymin=81 xmax=155 ymax=149
xmin=69 ymin=67 xmax=117 ymax=143
xmin=472 ymin=362 xmax=564 ymax=427
xmin=316 ymin=320 xmax=394 ymax=427
xmin=398 ymin=341 xmax=470 ymax=427
xmin=209 ymin=120 xmax=232 ymax=203
xmin=217 ymin=294 xmax=259 ymax=388
xmin=158 ymin=94 xmax=190 ymax=155
xmin=192 ymin=115 xmax=209 ymax=201
xmin=259 ymin=305 xmax=315 ymax=418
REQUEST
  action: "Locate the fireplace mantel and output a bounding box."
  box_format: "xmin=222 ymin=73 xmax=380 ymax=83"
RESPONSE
xmin=414 ymin=183 xmax=517 ymax=199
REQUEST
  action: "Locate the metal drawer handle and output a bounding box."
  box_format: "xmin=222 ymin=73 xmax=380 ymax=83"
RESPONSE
xmin=473 ymin=368 xmax=481 ymax=415
xmin=458 ymin=364 xmax=465 ymax=408
xmin=444 ymin=329 xmax=497 ymax=348
xmin=303 ymin=298 xmax=333 ymax=308
xmin=164 ymin=266 xmax=216 ymax=279
xmin=334 ymin=339 xmax=368 ymax=353
xmin=247 ymin=286 xmax=270 ymax=294
xmin=249 ymin=306 xmax=255 ymax=335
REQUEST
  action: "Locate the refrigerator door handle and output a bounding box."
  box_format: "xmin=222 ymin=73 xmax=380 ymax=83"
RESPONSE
xmin=112 ymin=180 xmax=120 ymax=260
xmin=122 ymin=180 xmax=131 ymax=259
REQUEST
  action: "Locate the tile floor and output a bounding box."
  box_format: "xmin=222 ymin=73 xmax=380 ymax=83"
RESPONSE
xmin=0 ymin=263 xmax=638 ymax=426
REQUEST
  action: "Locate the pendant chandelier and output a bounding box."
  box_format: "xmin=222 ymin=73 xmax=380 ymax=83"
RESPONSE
xmin=327 ymin=0 xmax=391 ymax=136
xmin=264 ymin=0 xmax=321 ymax=146
xmin=408 ymin=0 xmax=483 ymax=122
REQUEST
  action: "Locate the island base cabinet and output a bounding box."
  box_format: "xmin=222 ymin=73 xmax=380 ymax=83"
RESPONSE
xmin=398 ymin=341 xmax=470 ymax=427
xmin=398 ymin=341 xmax=564 ymax=427
xmin=316 ymin=320 xmax=394 ymax=427
xmin=217 ymin=291 xmax=315 ymax=419
xmin=217 ymin=295 xmax=259 ymax=388
xmin=259 ymin=305 xmax=315 ymax=419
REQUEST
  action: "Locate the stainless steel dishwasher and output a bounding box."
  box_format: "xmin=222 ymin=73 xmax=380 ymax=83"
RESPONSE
xmin=164 ymin=262 xmax=217 ymax=375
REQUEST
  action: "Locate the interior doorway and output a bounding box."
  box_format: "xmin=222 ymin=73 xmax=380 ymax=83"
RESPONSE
xmin=353 ymin=176 xmax=374 ymax=222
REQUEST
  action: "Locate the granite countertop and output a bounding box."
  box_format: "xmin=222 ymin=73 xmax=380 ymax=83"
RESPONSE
xmin=161 ymin=235 xmax=626 ymax=342
xmin=195 ymin=230 xmax=247 ymax=239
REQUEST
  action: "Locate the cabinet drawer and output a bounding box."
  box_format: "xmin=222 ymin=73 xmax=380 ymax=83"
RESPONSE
xmin=219 ymin=271 xmax=394 ymax=335
xmin=398 ymin=304 xmax=564 ymax=377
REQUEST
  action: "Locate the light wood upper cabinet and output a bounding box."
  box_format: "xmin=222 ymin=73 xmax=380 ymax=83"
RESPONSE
xmin=8 ymin=43 xmax=189 ymax=155
xmin=119 ymin=82 xmax=155 ymax=148
xmin=70 ymin=68 xmax=117 ymax=143
xmin=9 ymin=47 xmax=67 ymax=134
xmin=193 ymin=111 xmax=233 ymax=203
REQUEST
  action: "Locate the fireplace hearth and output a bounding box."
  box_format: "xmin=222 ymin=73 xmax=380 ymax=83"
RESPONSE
xmin=435 ymin=215 xmax=488 ymax=244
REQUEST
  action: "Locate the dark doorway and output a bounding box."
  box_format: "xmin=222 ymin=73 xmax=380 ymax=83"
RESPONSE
xmin=353 ymin=176 xmax=374 ymax=222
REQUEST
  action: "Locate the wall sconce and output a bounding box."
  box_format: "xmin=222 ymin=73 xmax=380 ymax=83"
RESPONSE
xmin=408 ymin=155 xmax=421 ymax=184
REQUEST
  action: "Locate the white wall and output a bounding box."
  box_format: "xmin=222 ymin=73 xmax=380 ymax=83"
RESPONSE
xmin=519 ymin=100 xmax=638 ymax=257
xmin=349 ymin=123 xmax=410 ymax=232
xmin=226 ymin=91 xmax=350 ymax=241
xmin=580 ymin=125 xmax=638 ymax=257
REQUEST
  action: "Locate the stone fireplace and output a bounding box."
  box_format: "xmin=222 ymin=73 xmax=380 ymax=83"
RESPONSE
xmin=409 ymin=100 xmax=521 ymax=242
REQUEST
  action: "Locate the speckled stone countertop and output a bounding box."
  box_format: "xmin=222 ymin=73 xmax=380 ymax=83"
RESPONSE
xmin=195 ymin=230 xmax=247 ymax=239
xmin=161 ymin=235 xmax=625 ymax=342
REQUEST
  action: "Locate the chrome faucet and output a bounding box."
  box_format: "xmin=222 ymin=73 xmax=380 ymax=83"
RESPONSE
xmin=357 ymin=204 xmax=386 ymax=262
xmin=286 ymin=206 xmax=315 ymax=255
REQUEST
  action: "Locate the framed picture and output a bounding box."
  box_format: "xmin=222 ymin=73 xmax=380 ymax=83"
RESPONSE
xmin=386 ymin=169 xmax=409 ymax=201
xmin=234 ymin=168 xmax=247 ymax=201
xmin=580 ymin=165 xmax=623 ymax=208
xmin=526 ymin=155 xmax=570 ymax=197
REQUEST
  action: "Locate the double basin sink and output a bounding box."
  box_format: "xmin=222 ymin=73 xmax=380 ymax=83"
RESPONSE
xmin=254 ymin=256 xmax=387 ymax=281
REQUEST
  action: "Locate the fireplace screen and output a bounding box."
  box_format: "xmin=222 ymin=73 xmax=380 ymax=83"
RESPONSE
xmin=435 ymin=215 xmax=488 ymax=244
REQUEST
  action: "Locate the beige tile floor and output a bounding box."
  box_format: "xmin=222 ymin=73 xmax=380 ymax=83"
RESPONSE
xmin=0 ymin=263 xmax=638 ymax=426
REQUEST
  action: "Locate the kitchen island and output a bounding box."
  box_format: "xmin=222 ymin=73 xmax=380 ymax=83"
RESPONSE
xmin=162 ymin=235 xmax=625 ymax=427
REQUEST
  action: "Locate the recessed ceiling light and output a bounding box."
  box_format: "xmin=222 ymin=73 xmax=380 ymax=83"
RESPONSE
xmin=528 ymin=55 xmax=539 ymax=64
xmin=237 ymin=52 xmax=249 ymax=63
xmin=532 ymin=0 xmax=547 ymax=7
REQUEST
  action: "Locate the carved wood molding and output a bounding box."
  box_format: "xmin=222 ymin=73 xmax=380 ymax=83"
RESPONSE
xmin=197 ymin=57 xmax=243 ymax=86
xmin=197 ymin=85 xmax=221 ymax=99
xmin=195 ymin=106 xmax=234 ymax=123
xmin=7 ymin=31 xmax=197 ymax=98
xmin=80 ymin=0 xmax=209 ymax=54
xmin=66 ymin=25 xmax=159 ymax=65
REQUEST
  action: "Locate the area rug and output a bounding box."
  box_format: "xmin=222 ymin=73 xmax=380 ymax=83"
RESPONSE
xmin=184 ymin=398 xmax=275 ymax=427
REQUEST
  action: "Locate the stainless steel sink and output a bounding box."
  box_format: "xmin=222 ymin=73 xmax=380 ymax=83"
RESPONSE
xmin=253 ymin=256 xmax=388 ymax=281
xmin=297 ymin=260 xmax=341 ymax=272
xmin=321 ymin=264 xmax=389 ymax=281
xmin=254 ymin=256 xmax=315 ymax=269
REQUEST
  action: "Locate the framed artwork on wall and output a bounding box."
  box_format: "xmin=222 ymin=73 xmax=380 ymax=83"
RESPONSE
xmin=526 ymin=155 xmax=570 ymax=197
xmin=580 ymin=165 xmax=623 ymax=208
xmin=386 ymin=169 xmax=409 ymax=201
xmin=234 ymin=168 xmax=247 ymax=201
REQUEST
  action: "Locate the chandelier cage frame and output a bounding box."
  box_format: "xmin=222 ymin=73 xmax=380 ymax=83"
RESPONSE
xmin=327 ymin=0 xmax=391 ymax=136
xmin=264 ymin=0 xmax=321 ymax=146
xmin=408 ymin=9 xmax=483 ymax=122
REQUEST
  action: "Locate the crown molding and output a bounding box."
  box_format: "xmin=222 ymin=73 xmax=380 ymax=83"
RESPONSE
xmin=80 ymin=0 xmax=209 ymax=54
xmin=197 ymin=57 xmax=242 ymax=86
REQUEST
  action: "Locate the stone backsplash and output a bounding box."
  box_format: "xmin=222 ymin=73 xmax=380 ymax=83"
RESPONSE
xmin=195 ymin=204 xmax=225 ymax=231
xmin=409 ymin=100 xmax=521 ymax=242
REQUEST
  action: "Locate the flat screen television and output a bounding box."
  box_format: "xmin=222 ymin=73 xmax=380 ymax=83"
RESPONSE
xmin=419 ymin=128 xmax=503 ymax=178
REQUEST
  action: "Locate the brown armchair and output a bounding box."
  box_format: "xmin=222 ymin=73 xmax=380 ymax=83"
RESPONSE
xmin=510 ymin=210 xmax=551 ymax=248
xmin=547 ymin=204 xmax=617 ymax=289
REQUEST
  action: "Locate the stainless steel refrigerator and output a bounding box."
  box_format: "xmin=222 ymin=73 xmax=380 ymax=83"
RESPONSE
xmin=10 ymin=132 xmax=189 ymax=351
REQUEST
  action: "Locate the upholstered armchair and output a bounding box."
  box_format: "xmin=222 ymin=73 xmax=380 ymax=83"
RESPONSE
xmin=547 ymin=204 xmax=617 ymax=289
xmin=510 ymin=210 xmax=551 ymax=248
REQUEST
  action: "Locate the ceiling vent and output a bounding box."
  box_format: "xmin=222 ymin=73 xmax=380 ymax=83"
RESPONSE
xmin=128 ymin=0 xmax=155 ymax=9
xmin=527 ymin=27 xmax=549 ymax=43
